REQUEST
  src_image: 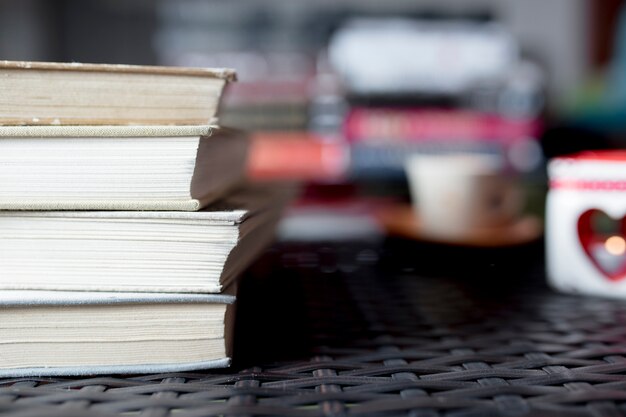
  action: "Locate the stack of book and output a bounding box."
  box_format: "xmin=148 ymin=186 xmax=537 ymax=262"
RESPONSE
xmin=328 ymin=18 xmax=545 ymax=179
xmin=0 ymin=61 xmax=288 ymax=376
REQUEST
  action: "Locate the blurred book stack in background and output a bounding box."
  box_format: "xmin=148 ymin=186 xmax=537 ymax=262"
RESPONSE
xmin=328 ymin=18 xmax=545 ymax=180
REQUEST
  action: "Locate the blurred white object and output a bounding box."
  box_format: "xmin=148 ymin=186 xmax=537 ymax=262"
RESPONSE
xmin=547 ymin=152 xmax=626 ymax=298
xmin=278 ymin=208 xmax=383 ymax=242
xmin=329 ymin=18 xmax=518 ymax=95
xmin=405 ymin=153 xmax=523 ymax=239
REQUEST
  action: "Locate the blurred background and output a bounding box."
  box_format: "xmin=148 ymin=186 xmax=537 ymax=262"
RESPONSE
xmin=2 ymin=0 xmax=625 ymax=242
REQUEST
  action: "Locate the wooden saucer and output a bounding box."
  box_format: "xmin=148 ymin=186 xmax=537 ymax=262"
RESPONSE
xmin=376 ymin=204 xmax=543 ymax=247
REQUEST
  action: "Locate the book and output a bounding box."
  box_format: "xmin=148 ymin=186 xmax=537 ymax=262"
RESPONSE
xmin=344 ymin=108 xmax=543 ymax=177
xmin=0 ymin=290 xmax=236 ymax=376
xmin=0 ymin=60 xmax=236 ymax=126
xmin=329 ymin=19 xmax=517 ymax=95
xmin=248 ymin=132 xmax=348 ymax=181
xmin=220 ymin=77 xmax=311 ymax=131
xmin=0 ymin=185 xmax=290 ymax=293
xmin=0 ymin=125 xmax=248 ymax=211
xmin=344 ymin=108 xmax=541 ymax=143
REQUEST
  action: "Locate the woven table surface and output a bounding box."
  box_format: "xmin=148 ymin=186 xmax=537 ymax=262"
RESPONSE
xmin=2 ymin=239 xmax=626 ymax=416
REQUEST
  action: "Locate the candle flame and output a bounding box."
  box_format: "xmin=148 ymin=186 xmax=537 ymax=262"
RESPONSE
xmin=605 ymin=236 xmax=626 ymax=256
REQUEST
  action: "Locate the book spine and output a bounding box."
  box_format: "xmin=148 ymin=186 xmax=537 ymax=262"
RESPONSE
xmin=344 ymin=108 xmax=542 ymax=143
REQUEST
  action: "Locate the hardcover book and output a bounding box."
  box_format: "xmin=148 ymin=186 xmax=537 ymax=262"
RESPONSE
xmin=0 ymin=185 xmax=290 ymax=293
xmin=0 ymin=290 xmax=236 ymax=377
xmin=0 ymin=125 xmax=248 ymax=211
xmin=0 ymin=60 xmax=235 ymax=126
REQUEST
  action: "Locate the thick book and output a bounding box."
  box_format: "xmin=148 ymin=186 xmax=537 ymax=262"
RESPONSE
xmin=0 ymin=60 xmax=235 ymax=126
xmin=0 ymin=290 xmax=236 ymax=376
xmin=0 ymin=185 xmax=289 ymax=293
xmin=0 ymin=125 xmax=248 ymax=211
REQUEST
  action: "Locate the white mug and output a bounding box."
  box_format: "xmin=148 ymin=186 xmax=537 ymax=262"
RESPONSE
xmin=405 ymin=153 xmax=523 ymax=239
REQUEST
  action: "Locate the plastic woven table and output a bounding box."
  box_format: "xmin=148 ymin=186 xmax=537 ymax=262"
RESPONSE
xmin=2 ymin=238 xmax=626 ymax=417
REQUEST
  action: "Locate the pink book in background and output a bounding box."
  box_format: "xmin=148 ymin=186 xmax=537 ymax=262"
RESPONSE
xmin=247 ymin=132 xmax=349 ymax=181
xmin=344 ymin=108 xmax=542 ymax=144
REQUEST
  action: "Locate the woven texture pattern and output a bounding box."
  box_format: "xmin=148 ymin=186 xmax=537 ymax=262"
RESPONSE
xmin=1 ymin=240 xmax=626 ymax=416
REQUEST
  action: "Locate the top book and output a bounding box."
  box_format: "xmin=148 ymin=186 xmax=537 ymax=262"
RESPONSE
xmin=0 ymin=60 xmax=236 ymax=126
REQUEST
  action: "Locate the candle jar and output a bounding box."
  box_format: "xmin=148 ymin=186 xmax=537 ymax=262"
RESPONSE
xmin=547 ymin=151 xmax=626 ymax=298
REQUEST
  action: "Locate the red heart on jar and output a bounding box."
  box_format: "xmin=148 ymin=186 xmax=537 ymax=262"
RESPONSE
xmin=578 ymin=209 xmax=626 ymax=281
